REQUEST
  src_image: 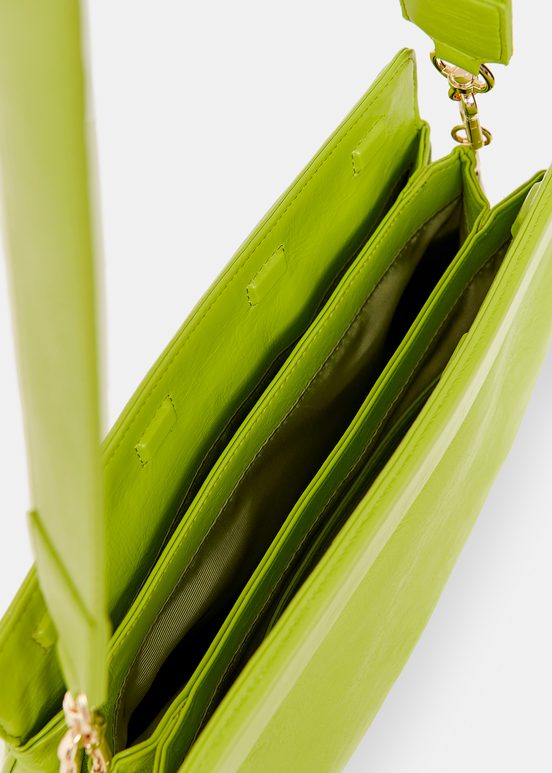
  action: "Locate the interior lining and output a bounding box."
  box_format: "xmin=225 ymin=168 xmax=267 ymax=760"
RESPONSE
xmin=178 ymin=238 xmax=513 ymax=749
xmin=262 ymin=240 xmax=512 ymax=639
xmin=105 ymin=78 xmax=424 ymax=633
xmin=0 ymin=105 xmax=423 ymax=748
xmin=160 ymin=162 xmax=417 ymax=563
xmin=121 ymin=197 xmax=464 ymax=745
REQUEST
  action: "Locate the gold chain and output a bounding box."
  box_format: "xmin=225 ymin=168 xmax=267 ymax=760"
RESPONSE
xmin=58 ymin=692 xmax=112 ymax=773
xmin=431 ymin=53 xmax=495 ymax=152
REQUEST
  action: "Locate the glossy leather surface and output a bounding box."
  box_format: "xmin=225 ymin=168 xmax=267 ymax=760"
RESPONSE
xmin=0 ymin=48 xmax=423 ymax=763
xmin=1 ymin=9 xmax=551 ymax=770
xmin=0 ymin=0 xmax=108 ymax=710
xmin=118 ymin=149 xmax=493 ymax=772
xmin=110 ymin=149 xmax=470 ymax=760
xmin=401 ymin=0 xmax=513 ymax=72
xmin=180 ymin=167 xmax=552 ymax=773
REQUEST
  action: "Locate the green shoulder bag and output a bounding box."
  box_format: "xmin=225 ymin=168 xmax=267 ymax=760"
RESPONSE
xmin=0 ymin=0 xmax=550 ymax=771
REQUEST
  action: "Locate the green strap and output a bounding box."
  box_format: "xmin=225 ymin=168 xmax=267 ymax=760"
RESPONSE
xmin=400 ymin=0 xmax=513 ymax=73
xmin=0 ymin=0 xmax=108 ymax=705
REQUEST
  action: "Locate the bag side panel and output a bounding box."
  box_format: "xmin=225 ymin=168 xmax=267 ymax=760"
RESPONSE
xmin=180 ymin=169 xmax=552 ymax=773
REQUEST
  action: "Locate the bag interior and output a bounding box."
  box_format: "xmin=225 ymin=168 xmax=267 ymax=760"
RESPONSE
xmin=258 ymin=241 xmax=511 ymax=644
xmin=111 ymin=159 xmax=544 ymax=768
xmin=119 ymin=177 xmax=476 ymax=746
xmin=0 ymin=53 xmax=427 ymax=749
xmin=0 ymin=44 xmax=542 ymax=772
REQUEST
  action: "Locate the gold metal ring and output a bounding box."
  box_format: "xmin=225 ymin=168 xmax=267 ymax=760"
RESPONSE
xmin=431 ymin=51 xmax=495 ymax=151
xmin=451 ymin=124 xmax=492 ymax=147
xmin=430 ymin=53 xmax=495 ymax=95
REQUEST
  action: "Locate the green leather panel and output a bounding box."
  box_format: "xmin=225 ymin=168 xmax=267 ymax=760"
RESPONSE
xmin=0 ymin=49 xmax=423 ymax=747
xmin=107 ymin=151 xmax=469 ymax=755
xmin=400 ymin=0 xmax=513 ymax=72
xmin=97 ymin=48 xmax=421 ymax=632
xmin=0 ymin=576 xmax=61 ymax=746
xmin=2 ymin=33 xmax=550 ymax=772
xmin=147 ymin=157 xmax=521 ymax=773
xmin=14 ymin=148 xmax=489 ymax=773
xmin=179 ymin=167 xmax=552 ymax=772
xmin=8 ymin=143 xmax=484 ymax=773
xmin=0 ymin=0 xmax=108 ymax=705
xmin=5 ymin=717 xmax=62 ymax=773
xmin=260 ymin=376 xmax=442 ymax=635
xmin=124 ymin=150 xmax=491 ymax=771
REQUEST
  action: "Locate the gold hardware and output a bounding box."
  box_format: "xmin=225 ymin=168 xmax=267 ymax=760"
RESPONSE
xmin=431 ymin=53 xmax=495 ymax=152
xmin=58 ymin=692 xmax=112 ymax=773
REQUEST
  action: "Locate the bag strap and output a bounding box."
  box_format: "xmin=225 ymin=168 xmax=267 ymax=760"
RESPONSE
xmin=0 ymin=0 xmax=109 ymax=709
xmin=400 ymin=0 xmax=513 ymax=73
xmin=0 ymin=0 xmax=515 ymax=730
xmin=401 ymin=0 xmax=513 ymax=153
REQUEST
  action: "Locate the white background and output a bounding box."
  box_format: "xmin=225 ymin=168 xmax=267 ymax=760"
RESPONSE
xmin=1 ymin=1 xmax=551 ymax=770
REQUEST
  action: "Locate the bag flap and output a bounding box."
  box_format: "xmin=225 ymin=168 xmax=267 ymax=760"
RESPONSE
xmin=0 ymin=0 xmax=109 ymax=706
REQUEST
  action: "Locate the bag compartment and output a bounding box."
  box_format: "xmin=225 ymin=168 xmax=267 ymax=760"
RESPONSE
xmin=0 ymin=49 xmax=424 ymax=749
xmin=155 ymin=172 xmax=539 ymax=773
xmin=180 ymin=171 xmax=552 ymax=773
xmin=106 ymin=147 xmax=487 ymax=759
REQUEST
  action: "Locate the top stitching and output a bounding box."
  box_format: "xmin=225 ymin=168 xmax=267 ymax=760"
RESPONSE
xmin=104 ymin=54 xmax=415 ymax=468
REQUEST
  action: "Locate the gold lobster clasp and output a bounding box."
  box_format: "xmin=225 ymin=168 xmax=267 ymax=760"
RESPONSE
xmin=431 ymin=53 xmax=495 ymax=151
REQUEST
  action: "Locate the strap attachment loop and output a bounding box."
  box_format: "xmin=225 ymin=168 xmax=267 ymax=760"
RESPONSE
xmin=431 ymin=53 xmax=495 ymax=151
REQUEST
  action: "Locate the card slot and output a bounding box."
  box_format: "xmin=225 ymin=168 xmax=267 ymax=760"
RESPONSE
xmin=113 ymin=154 xmax=471 ymax=751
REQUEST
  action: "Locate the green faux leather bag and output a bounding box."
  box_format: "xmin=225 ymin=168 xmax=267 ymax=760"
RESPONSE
xmin=0 ymin=1 xmax=550 ymax=771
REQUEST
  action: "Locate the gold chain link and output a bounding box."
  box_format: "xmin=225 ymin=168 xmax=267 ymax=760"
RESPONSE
xmin=58 ymin=692 xmax=112 ymax=773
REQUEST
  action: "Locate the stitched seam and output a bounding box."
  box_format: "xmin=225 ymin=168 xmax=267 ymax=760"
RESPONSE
xmin=246 ymin=245 xmax=285 ymax=309
xmin=112 ymin=159 xmax=451 ymax=677
xmin=209 ymin=198 xmax=458 ymax=523
xmin=264 ymin=375 xmax=440 ymax=631
xmin=187 ymin=238 xmax=499 ymax=738
xmin=113 ymin=169 xmax=434 ymax=653
xmin=180 ymin=197 xmax=552 ymax=771
xmin=113 ymin=186 xmax=455 ymax=738
xmin=114 ymin=56 xmax=417 ymax=738
xmin=99 ymin=190 xmax=548 ymax=763
xmin=201 ymin=247 xmax=520 ymax=764
xmin=111 ymin=56 xmax=421 ymax=688
xmin=168 ymin=181 xmax=545 ymax=773
xmin=10 ymin=54 xmax=412 ymax=753
xmin=133 ymin=394 xmax=176 ymax=467
xmin=306 ymin=245 xmax=510 ymax=535
xmin=114 ymin=156 xmax=420 ymax=745
xmin=134 ymin=448 xmax=147 ymax=466
xmin=154 ymin=699 xmax=189 ymax=769
xmin=103 ymin=55 xmax=414 ymax=469
xmin=30 ymin=633 xmax=50 ymax=655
